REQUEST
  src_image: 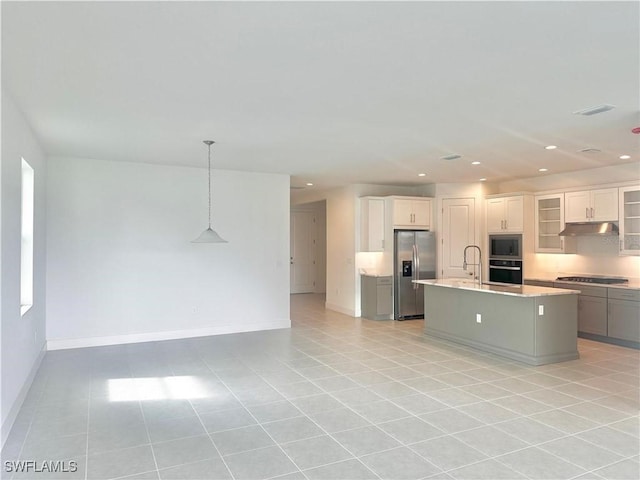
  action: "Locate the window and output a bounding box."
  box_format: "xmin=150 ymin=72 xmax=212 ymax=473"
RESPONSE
xmin=21 ymin=158 xmax=34 ymax=315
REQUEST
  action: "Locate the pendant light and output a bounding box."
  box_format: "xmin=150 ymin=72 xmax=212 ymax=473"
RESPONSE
xmin=192 ymin=140 xmax=227 ymax=243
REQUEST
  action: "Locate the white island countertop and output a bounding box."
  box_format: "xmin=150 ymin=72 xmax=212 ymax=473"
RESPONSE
xmin=414 ymin=279 xmax=580 ymax=297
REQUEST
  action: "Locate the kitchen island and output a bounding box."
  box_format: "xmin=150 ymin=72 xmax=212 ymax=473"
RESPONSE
xmin=415 ymin=279 xmax=580 ymax=365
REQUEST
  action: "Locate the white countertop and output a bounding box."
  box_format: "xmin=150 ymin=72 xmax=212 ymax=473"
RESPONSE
xmin=415 ymin=279 xmax=580 ymax=297
xmin=526 ymin=274 xmax=640 ymax=291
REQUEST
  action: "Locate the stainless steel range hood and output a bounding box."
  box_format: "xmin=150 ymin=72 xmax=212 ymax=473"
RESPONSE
xmin=558 ymin=222 xmax=619 ymax=236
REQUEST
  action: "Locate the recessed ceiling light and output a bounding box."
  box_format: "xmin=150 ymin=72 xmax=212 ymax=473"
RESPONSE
xmin=441 ymin=154 xmax=462 ymax=161
xmin=471 ymin=161 xmax=481 ymax=165
xmin=573 ymin=104 xmax=615 ymax=116
xmin=545 ymin=145 xmax=557 ymax=150
xmin=619 ymin=154 xmax=631 ymax=160
xmin=479 ymin=178 xmax=487 ymax=182
xmin=418 ymin=173 xmax=427 ymax=177
xmin=539 ymin=168 xmax=549 ymax=172
xmin=306 ymin=182 xmax=313 ymax=186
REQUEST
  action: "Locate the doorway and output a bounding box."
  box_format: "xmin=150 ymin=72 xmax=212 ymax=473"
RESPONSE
xmin=290 ymin=201 xmax=326 ymax=294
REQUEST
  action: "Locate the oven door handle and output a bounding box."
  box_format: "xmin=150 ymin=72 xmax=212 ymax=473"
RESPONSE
xmin=489 ymin=265 xmax=522 ymax=271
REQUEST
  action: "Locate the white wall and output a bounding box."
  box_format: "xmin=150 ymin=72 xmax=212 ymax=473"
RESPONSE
xmin=1 ymin=92 xmax=47 ymax=446
xmin=46 ymin=156 xmax=290 ymax=349
xmin=531 ymin=238 xmax=640 ymax=279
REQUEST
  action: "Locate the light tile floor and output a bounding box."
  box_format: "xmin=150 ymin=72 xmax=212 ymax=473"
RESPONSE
xmin=2 ymin=293 xmax=639 ymax=480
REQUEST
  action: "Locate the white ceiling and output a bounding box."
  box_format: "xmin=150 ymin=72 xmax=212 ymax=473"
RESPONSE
xmin=3 ymin=1 xmax=639 ymax=191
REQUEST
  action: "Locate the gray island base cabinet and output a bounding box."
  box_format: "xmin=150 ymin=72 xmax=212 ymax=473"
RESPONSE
xmin=417 ymin=280 xmax=579 ymax=366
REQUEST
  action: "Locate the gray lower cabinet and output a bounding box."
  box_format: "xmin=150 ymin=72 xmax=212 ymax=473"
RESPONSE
xmin=607 ymin=289 xmax=640 ymax=343
xmin=578 ymin=295 xmax=608 ymax=336
xmin=554 ymin=283 xmax=608 ymax=336
xmin=527 ymin=279 xmax=640 ymax=348
xmin=361 ymin=275 xmax=392 ymax=320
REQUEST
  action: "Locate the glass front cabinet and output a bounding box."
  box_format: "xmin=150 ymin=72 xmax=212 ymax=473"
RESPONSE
xmin=535 ymin=193 xmax=575 ymax=253
xmin=619 ymin=186 xmax=640 ymax=256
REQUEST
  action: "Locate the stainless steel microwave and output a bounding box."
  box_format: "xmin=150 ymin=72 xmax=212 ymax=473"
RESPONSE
xmin=489 ymin=234 xmax=522 ymax=259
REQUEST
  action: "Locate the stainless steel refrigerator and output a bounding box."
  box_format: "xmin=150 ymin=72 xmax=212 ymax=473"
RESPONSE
xmin=394 ymin=230 xmax=436 ymax=320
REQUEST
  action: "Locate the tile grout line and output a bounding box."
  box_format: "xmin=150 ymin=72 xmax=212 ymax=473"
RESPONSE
xmin=137 ymin=380 xmax=161 ymax=479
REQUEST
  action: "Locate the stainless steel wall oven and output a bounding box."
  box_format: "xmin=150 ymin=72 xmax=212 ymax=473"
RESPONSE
xmin=488 ymin=234 xmax=523 ymax=285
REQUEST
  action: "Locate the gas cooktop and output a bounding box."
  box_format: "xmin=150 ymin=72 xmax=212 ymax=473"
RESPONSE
xmin=556 ymin=276 xmax=629 ymax=285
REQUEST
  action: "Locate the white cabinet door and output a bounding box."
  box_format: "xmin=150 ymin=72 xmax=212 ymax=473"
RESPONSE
xmin=565 ymin=188 xmax=618 ymax=222
xmin=487 ymin=196 xmax=525 ymax=233
xmin=535 ymin=193 xmax=575 ymax=253
xmin=591 ymin=188 xmax=618 ymax=221
xmin=391 ymin=198 xmax=431 ymax=228
xmin=360 ymin=197 xmax=385 ymax=252
xmin=412 ymin=199 xmax=431 ymax=228
xmin=565 ymin=191 xmax=591 ymax=222
xmin=619 ymin=186 xmax=640 ymax=255
xmin=504 ymin=196 xmax=524 ymax=232
xmin=393 ymin=199 xmax=414 ymax=226
xmin=486 ymin=198 xmax=506 ymax=233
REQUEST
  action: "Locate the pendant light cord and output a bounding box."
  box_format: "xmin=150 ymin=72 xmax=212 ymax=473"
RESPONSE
xmin=203 ymin=140 xmax=215 ymax=230
xmin=192 ymin=139 xmax=226 ymax=243
xmin=207 ymin=142 xmax=212 ymax=229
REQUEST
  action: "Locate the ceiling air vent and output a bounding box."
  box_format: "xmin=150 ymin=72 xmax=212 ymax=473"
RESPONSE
xmin=573 ymin=104 xmax=615 ymax=116
xmin=441 ymin=154 xmax=462 ymax=161
xmin=579 ymin=148 xmax=601 ymax=154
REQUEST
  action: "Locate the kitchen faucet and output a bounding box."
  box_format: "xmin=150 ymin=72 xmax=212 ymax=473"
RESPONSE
xmin=463 ymin=245 xmax=483 ymax=285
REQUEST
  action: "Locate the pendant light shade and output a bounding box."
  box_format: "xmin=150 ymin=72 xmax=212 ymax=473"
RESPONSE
xmin=192 ymin=227 xmax=227 ymax=243
xmin=192 ymin=140 xmax=227 ymax=243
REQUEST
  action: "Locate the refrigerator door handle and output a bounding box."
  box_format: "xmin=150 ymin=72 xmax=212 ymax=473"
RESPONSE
xmin=411 ymin=244 xmax=420 ymax=290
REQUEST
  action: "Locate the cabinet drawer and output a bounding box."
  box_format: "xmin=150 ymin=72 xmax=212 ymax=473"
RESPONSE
xmin=608 ymin=288 xmax=640 ymax=302
xmin=376 ymin=277 xmax=392 ymax=286
xmin=554 ymin=283 xmax=607 ymax=298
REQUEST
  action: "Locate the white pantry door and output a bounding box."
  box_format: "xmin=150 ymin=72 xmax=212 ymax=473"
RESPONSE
xmin=441 ymin=198 xmax=475 ymax=279
xmin=290 ymin=210 xmax=316 ymax=293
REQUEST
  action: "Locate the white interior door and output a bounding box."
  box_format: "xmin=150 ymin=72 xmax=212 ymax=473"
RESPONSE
xmin=441 ymin=198 xmax=475 ymax=279
xmin=290 ymin=210 xmax=316 ymax=293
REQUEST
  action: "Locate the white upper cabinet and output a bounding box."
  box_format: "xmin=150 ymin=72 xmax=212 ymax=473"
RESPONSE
xmin=619 ymin=185 xmax=640 ymax=256
xmin=565 ymin=188 xmax=618 ymax=222
xmin=389 ymin=197 xmax=431 ymax=229
xmin=360 ymin=197 xmax=385 ymax=252
xmin=486 ymin=196 xmax=524 ymax=233
xmin=534 ymin=193 xmax=575 ymax=253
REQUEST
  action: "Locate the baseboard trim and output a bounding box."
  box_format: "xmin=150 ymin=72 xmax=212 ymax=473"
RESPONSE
xmin=324 ymin=302 xmax=356 ymax=317
xmin=1 ymin=344 xmax=46 ymax=448
xmin=47 ymin=319 xmax=292 ymax=351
